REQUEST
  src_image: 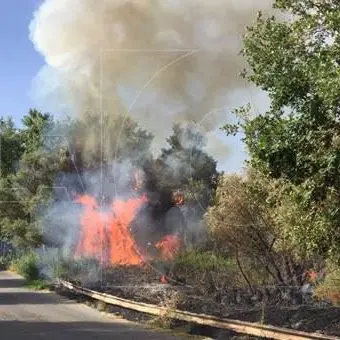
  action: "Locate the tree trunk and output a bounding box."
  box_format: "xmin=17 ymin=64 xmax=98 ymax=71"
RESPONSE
xmin=235 ymin=249 xmax=254 ymax=294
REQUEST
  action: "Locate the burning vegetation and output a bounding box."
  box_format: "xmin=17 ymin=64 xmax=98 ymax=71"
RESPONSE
xmin=55 ymin=138 xmax=191 ymax=283
xmin=74 ymin=182 xmax=183 ymax=269
xmin=2 ymin=2 xmax=340 ymax=337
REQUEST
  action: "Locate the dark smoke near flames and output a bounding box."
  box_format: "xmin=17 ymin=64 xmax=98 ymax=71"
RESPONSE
xmin=49 ymin=146 xmax=185 ymax=273
xmin=29 ymin=0 xmax=278 ymax=281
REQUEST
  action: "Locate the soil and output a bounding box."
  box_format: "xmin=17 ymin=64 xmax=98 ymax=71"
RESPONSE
xmin=64 ymin=265 xmax=340 ymax=338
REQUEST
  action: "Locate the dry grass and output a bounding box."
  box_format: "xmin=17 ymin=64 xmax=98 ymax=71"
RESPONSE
xmin=148 ymin=290 xmax=183 ymax=329
xmin=314 ymin=265 xmax=340 ymax=306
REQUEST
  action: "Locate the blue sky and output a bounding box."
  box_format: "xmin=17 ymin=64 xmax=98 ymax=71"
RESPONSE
xmin=0 ymin=0 xmax=43 ymax=126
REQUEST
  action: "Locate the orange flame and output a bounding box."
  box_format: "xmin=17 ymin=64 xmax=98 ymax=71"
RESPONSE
xmin=76 ymin=194 xmax=147 ymax=266
xmin=75 ymin=176 xmax=184 ymax=267
xmin=75 ymin=195 xmax=106 ymax=263
xmin=160 ymin=275 xmax=169 ymax=284
xmin=109 ymin=194 xmax=148 ymax=265
xmin=155 ymin=234 xmax=182 ymax=261
xmin=173 ymin=191 xmax=185 ymax=206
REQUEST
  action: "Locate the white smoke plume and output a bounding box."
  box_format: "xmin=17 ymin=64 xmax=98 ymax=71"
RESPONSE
xmin=29 ymin=0 xmax=275 ymax=161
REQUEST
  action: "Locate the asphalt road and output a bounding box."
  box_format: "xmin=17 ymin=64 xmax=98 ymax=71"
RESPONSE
xmin=0 ymin=271 xmax=184 ymax=340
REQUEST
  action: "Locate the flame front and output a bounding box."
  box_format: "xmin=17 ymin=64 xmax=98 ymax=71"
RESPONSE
xmin=75 ymin=195 xmax=106 ymax=262
xmin=155 ymin=235 xmax=182 ymax=261
xmin=75 ymin=184 xmax=183 ymax=267
xmin=109 ymin=195 xmax=148 ymax=265
xmin=76 ymin=194 xmax=147 ymax=266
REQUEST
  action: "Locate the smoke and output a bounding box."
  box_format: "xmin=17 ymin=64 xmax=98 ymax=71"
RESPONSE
xmin=30 ymin=0 xmax=275 ymax=161
xmin=28 ymin=1 xmax=282 ymax=283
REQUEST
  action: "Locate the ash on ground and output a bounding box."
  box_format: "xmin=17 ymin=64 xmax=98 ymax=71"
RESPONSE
xmin=64 ymin=264 xmax=340 ymax=337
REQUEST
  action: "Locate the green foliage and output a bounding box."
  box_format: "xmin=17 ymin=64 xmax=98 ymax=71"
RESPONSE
xmin=25 ymin=279 xmax=48 ymax=291
xmin=1 ymin=219 xmax=42 ymax=251
xmin=70 ymin=113 xmax=154 ymax=168
xmin=222 ymin=1 xmax=340 ymax=262
xmin=155 ymin=123 xmax=218 ymax=217
xmin=0 ymin=253 xmax=16 ymax=270
xmin=175 ymin=249 xmax=235 ymax=271
xmin=314 ymin=263 xmax=340 ymax=306
xmin=0 ymin=117 xmax=24 ymax=177
xmin=13 ymin=150 xmax=60 ymax=214
xmin=0 ymin=178 xmax=27 ymax=223
xmin=21 ymin=109 xmax=53 ymax=153
xmin=12 ymin=252 xmax=40 ymax=282
xmin=159 ymin=123 xmax=218 ymax=190
xmin=0 ymin=149 xmax=59 ymax=252
xmin=173 ymin=249 xmax=245 ymax=291
xmin=51 ymin=257 xmax=100 ymax=282
xmin=0 ymin=109 xmax=60 ymax=252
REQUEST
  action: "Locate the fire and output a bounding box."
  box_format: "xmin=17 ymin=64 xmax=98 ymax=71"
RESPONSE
xmin=173 ymin=191 xmax=185 ymax=206
xmin=160 ymin=275 xmax=169 ymax=284
xmin=109 ymin=195 xmax=148 ymax=265
xmin=75 ymin=171 xmax=184 ymax=268
xmin=155 ymin=234 xmax=182 ymax=261
xmin=76 ymin=193 xmax=148 ymax=266
xmin=75 ymin=195 xmax=106 ymax=262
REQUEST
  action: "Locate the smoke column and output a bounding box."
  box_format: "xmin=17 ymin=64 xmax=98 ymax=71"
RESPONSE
xmin=29 ymin=0 xmax=275 ymax=161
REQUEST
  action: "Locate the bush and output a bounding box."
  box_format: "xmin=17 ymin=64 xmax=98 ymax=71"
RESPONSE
xmin=172 ymin=249 xmax=242 ymax=292
xmin=12 ymin=252 xmax=40 ymax=281
xmin=0 ymin=253 xmax=16 ymax=270
xmin=175 ymin=249 xmax=234 ymax=271
xmin=314 ymin=264 xmax=340 ymax=306
xmin=50 ymin=256 xmax=101 ymax=285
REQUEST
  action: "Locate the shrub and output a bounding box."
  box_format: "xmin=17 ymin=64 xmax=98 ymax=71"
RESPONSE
xmin=12 ymin=252 xmax=40 ymax=281
xmin=314 ymin=264 xmax=340 ymax=306
xmin=172 ymin=249 xmax=243 ymax=293
xmin=175 ymin=249 xmax=234 ymax=271
xmin=0 ymin=253 xmax=16 ymax=270
xmin=50 ymin=256 xmax=101 ymax=285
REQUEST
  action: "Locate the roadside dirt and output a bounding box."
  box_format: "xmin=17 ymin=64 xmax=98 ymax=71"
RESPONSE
xmin=60 ymin=265 xmax=340 ymax=338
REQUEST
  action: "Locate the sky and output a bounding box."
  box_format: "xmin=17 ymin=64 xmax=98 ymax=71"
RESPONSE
xmin=0 ymin=0 xmax=43 ymax=126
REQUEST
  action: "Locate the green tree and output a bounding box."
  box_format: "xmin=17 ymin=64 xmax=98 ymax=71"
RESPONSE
xmin=157 ymin=123 xmax=218 ymax=211
xmin=223 ymin=1 xmax=340 ymax=261
xmin=68 ymin=113 xmax=153 ymax=168
xmin=0 ymin=110 xmax=61 ymax=251
xmin=205 ymin=172 xmax=310 ymax=286
xmin=0 ymin=117 xmax=23 ymax=177
xmin=21 ymin=109 xmax=53 ymax=153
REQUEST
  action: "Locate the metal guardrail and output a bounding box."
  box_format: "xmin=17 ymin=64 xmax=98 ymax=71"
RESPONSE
xmin=58 ymin=280 xmax=339 ymax=340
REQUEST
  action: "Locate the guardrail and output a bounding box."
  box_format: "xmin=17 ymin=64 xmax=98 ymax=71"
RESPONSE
xmin=59 ymin=280 xmax=339 ymax=340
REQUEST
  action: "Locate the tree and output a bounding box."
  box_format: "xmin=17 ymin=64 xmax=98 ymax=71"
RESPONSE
xmin=0 ymin=110 xmax=61 ymax=251
xmin=223 ymin=1 xmax=340 ymax=262
xmin=68 ymin=113 xmax=153 ymax=169
xmin=157 ymin=123 xmax=218 ymax=212
xmin=0 ymin=117 xmax=23 ymax=177
xmin=205 ymin=172 xmax=309 ymax=287
xmin=21 ymin=109 xmax=53 ymax=153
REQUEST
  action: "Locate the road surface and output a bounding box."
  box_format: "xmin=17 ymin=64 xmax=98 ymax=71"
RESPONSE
xmin=0 ymin=271 xmax=184 ymax=340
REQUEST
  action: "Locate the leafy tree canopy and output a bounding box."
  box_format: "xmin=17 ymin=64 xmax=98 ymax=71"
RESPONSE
xmin=222 ymin=0 xmax=340 ymax=261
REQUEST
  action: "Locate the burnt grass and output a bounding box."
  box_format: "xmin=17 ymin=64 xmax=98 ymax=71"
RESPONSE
xmin=58 ymin=264 xmax=340 ymax=338
xmin=54 ymin=285 xmax=263 ymax=339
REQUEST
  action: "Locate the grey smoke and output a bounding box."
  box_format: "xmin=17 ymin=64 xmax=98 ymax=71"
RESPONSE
xmin=29 ymin=0 xmax=276 ymax=163
xmin=28 ymin=0 xmax=281 ymax=282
